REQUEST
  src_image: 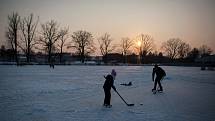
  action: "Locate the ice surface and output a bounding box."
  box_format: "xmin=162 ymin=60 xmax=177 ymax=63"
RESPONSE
xmin=0 ymin=65 xmax=215 ymax=121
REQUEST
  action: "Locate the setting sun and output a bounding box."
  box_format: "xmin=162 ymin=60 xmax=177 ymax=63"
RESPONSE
xmin=137 ymin=41 xmax=141 ymax=47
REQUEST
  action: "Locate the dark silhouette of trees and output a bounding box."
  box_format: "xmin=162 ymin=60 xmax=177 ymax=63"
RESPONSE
xmin=120 ymin=37 xmax=133 ymax=63
xmin=0 ymin=45 xmax=16 ymax=61
xmin=162 ymin=38 xmax=182 ymax=60
xmin=2 ymin=12 xmax=214 ymax=65
xmin=187 ymin=48 xmax=200 ymax=62
xmin=71 ymin=30 xmax=95 ymax=63
xmin=135 ymin=34 xmax=154 ymax=63
xmin=20 ymin=13 xmax=39 ymax=63
xmin=137 ymin=34 xmax=154 ymax=56
xmin=57 ymin=27 xmax=69 ymax=63
xmin=178 ymin=41 xmax=191 ymax=59
xmin=98 ymin=33 xmax=115 ymax=63
xmin=5 ymin=12 xmax=20 ymax=64
xmin=0 ymin=45 xmax=6 ymax=59
xmin=162 ymin=38 xmax=193 ymax=60
xmin=199 ymin=45 xmax=212 ymax=57
xmin=38 ymin=20 xmax=61 ymax=63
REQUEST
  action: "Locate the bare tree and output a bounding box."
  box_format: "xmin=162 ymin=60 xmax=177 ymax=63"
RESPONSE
xmin=71 ymin=30 xmax=95 ymax=63
xmin=135 ymin=34 xmax=154 ymax=63
xmin=57 ymin=27 xmax=69 ymax=63
xmin=199 ymin=45 xmax=212 ymax=57
xmin=178 ymin=41 xmax=191 ymax=58
xmin=98 ymin=33 xmax=115 ymax=63
xmin=162 ymin=38 xmax=182 ymax=59
xmin=20 ymin=13 xmax=39 ymax=63
xmin=121 ymin=37 xmax=133 ymax=63
xmin=187 ymin=48 xmax=200 ymax=61
xmin=38 ymin=20 xmax=61 ymax=63
xmin=5 ymin=12 xmax=20 ymax=64
xmin=136 ymin=34 xmax=153 ymax=56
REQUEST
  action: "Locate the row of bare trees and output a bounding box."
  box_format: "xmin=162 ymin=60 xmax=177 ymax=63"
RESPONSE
xmin=5 ymin=12 xmax=213 ymax=64
xmin=6 ymin=13 xmax=39 ymax=64
xmin=162 ymin=38 xmax=212 ymax=60
xmin=6 ymin=13 xmax=20 ymax=63
xmin=162 ymin=38 xmax=191 ymax=60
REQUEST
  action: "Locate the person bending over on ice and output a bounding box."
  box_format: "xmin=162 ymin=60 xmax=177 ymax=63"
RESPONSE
xmin=103 ymin=69 xmax=117 ymax=108
xmin=152 ymin=64 xmax=166 ymax=92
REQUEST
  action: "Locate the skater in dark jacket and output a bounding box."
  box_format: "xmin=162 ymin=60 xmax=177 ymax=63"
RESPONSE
xmin=103 ymin=69 xmax=117 ymax=107
xmin=152 ymin=64 xmax=166 ymax=92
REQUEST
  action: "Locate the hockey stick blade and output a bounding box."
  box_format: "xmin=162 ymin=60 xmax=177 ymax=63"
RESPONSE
xmin=127 ymin=104 xmax=134 ymax=106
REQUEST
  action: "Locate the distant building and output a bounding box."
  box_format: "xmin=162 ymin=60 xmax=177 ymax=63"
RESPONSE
xmin=91 ymin=56 xmax=103 ymax=64
xmin=195 ymin=55 xmax=215 ymax=63
xmin=105 ymin=53 xmax=123 ymax=64
xmin=18 ymin=55 xmax=27 ymax=62
xmin=195 ymin=55 xmax=215 ymax=67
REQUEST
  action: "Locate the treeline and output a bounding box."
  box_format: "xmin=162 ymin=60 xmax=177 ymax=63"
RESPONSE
xmin=0 ymin=12 xmax=213 ymax=65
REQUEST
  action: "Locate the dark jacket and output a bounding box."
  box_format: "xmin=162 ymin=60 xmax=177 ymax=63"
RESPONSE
xmin=103 ymin=74 xmax=116 ymax=91
xmin=152 ymin=67 xmax=166 ymax=78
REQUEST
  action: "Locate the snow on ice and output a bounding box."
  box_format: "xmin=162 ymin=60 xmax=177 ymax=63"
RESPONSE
xmin=0 ymin=65 xmax=215 ymax=121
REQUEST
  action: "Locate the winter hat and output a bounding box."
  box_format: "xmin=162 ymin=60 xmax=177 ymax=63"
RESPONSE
xmin=111 ymin=69 xmax=117 ymax=77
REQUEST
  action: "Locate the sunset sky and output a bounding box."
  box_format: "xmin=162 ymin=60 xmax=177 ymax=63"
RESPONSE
xmin=0 ymin=0 xmax=214 ymax=54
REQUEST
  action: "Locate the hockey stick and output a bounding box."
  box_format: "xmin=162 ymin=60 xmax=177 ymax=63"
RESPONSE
xmin=115 ymin=90 xmax=134 ymax=106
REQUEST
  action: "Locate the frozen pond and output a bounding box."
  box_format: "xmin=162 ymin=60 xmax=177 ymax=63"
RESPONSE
xmin=0 ymin=65 xmax=215 ymax=121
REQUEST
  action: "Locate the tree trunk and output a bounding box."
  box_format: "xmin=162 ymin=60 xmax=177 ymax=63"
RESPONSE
xmin=103 ymin=54 xmax=107 ymax=64
xmin=124 ymin=52 xmax=127 ymax=64
xmin=27 ymin=38 xmax=30 ymax=63
xmin=14 ymin=29 xmax=18 ymax=65
xmin=48 ymin=46 xmax=51 ymax=63
xmin=81 ymin=46 xmax=84 ymax=63
xmin=27 ymin=28 xmax=31 ymax=63
xmin=60 ymin=47 xmax=62 ymax=63
xmin=27 ymin=46 xmax=30 ymax=63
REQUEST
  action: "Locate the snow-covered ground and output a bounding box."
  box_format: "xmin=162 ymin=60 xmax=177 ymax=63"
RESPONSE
xmin=0 ymin=65 xmax=215 ymax=121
